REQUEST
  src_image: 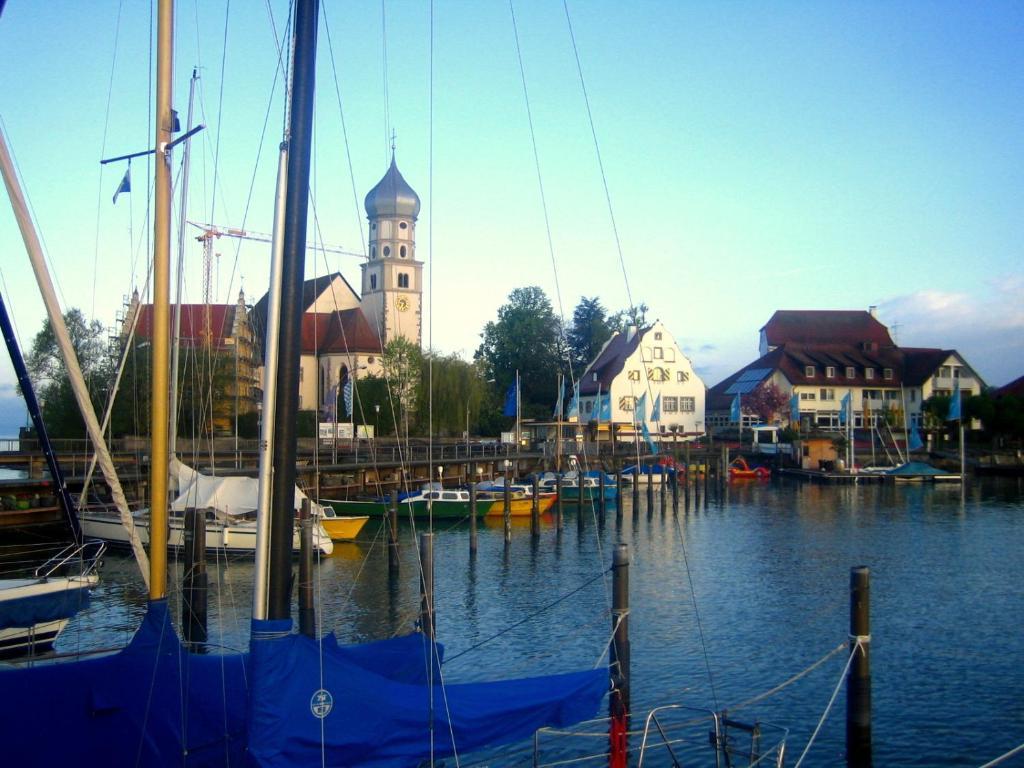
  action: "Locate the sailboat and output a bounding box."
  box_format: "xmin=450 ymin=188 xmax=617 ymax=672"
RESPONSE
xmin=0 ymin=2 xmax=608 ymax=764
xmin=0 ymin=291 xmax=105 ymax=658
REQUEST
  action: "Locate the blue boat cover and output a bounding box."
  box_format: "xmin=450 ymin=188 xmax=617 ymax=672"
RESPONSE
xmin=0 ymin=599 xmax=249 ymax=767
xmin=0 ymin=603 xmax=607 ymax=768
xmin=0 ymin=582 xmax=90 ymax=630
xmin=248 ymin=617 xmax=609 ymax=767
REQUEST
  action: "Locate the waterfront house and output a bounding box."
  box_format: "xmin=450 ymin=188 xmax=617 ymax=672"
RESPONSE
xmin=707 ymin=309 xmax=985 ymax=432
xmin=577 ymin=320 xmax=706 ymax=443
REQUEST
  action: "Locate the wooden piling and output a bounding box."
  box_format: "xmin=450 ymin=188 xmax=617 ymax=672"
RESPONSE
xmin=645 ymin=466 xmax=655 ymax=514
xmin=598 ymin=471 xmax=607 ymax=517
xmin=659 ymin=470 xmax=667 ymax=515
xmin=615 ymin=469 xmax=623 ymax=522
xmin=388 ymin=490 xmax=400 ymax=574
xmin=298 ymin=498 xmax=315 ymax=638
xmin=631 ymin=468 xmax=640 ymax=517
xmin=469 ymin=481 xmax=478 ymax=556
xmin=419 ymin=532 xmax=435 ymax=638
xmin=531 ymin=475 xmax=540 ymax=538
xmin=182 ymin=508 xmax=207 ymax=647
xmin=555 ymin=475 xmax=564 ymax=530
xmin=609 ymin=542 xmax=631 ymax=767
xmin=577 ymin=466 xmax=585 ymax=533
xmin=503 ymin=463 xmax=512 ymax=544
xmin=846 ymin=566 xmax=872 ymax=767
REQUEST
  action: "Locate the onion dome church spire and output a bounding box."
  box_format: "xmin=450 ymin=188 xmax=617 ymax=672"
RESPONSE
xmin=360 ymin=152 xmax=423 ymax=348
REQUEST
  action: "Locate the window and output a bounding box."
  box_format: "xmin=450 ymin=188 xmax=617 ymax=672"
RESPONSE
xmin=370 ymin=274 xmax=377 ymax=290
xmin=665 ymin=348 xmax=676 ymax=362
xmin=383 ymin=245 xmax=391 ymax=257
xmin=677 ymin=371 xmax=689 ymax=382
xmin=820 ymin=388 xmax=835 ymax=401
xmin=865 ymin=368 xmax=875 ymax=380
xmin=654 ymin=347 xmax=664 ymax=359
xmin=680 ymin=397 xmax=695 ymax=413
xmin=885 ymin=390 xmax=898 ymax=400
xmin=370 ymin=246 xmax=376 ymax=259
xmin=884 ymin=368 xmax=893 ymax=380
xmin=619 ymin=396 xmax=634 ymax=412
xmin=846 ymin=366 xmax=855 ymax=379
xmin=641 ymin=347 xmax=653 ymax=362
xmin=400 ymin=221 xmax=408 ymax=230
xmin=800 ymin=392 xmax=816 ymax=401
xmin=627 ymin=369 xmax=640 ymax=381
xmin=663 ymin=396 xmax=679 ymax=413
xmin=953 ymin=367 xmax=962 ymax=379
xmin=648 ymin=367 xmax=670 ymax=382
xmin=826 ymin=366 xmax=836 ymax=378
xmin=400 ymin=245 xmax=407 ymax=258
xmin=910 ymin=390 xmax=917 ymax=403
xmin=371 ymin=223 xmax=376 ymax=231
xmin=397 ymin=273 xmax=409 ymax=288
xmin=585 ymin=401 xmax=593 ymax=414
xmin=805 ymin=366 xmax=815 ymax=378
xmin=939 ymin=366 xmax=951 ymax=378
xmin=654 ymin=332 xmax=662 ymax=340
xmin=368 ymin=356 xmax=375 ymax=364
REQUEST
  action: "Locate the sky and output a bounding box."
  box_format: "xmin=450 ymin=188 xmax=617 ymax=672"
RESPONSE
xmin=1 ymin=1 xmax=1022 ymax=436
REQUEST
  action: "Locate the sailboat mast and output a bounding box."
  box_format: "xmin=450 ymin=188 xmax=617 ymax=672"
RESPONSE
xmin=268 ymin=0 xmax=319 ymax=620
xmin=147 ymin=0 xmax=174 ymax=601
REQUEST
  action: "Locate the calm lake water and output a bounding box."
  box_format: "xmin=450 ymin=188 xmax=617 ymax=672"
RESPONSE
xmin=52 ymin=476 xmax=1024 ymax=766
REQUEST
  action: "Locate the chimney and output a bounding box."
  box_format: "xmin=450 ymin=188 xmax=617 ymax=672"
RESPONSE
xmin=626 ymin=325 xmax=638 ymax=342
xmin=868 ymin=305 xmax=877 ymax=317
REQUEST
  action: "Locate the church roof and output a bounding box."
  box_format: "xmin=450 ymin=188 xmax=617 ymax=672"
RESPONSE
xmin=300 ymin=310 xmax=383 ymax=355
xmin=364 ymin=156 xmax=420 ymax=219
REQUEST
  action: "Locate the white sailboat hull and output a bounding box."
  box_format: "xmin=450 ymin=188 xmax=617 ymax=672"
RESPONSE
xmin=0 ymin=574 xmax=99 ymax=657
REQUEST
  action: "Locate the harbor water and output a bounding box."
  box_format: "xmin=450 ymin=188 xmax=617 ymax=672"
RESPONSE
xmin=50 ymin=476 xmax=1024 ymax=765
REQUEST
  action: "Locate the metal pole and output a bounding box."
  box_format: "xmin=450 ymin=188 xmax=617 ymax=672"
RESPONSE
xmin=846 ymin=566 xmax=872 ymax=768
xmin=609 ymin=543 xmax=631 ymax=767
xmin=531 ymin=474 xmax=540 ymax=538
xmin=419 ymin=532 xmax=435 ymax=638
xmin=298 ymin=498 xmax=315 ymax=638
xmin=631 ymin=467 xmax=640 ymax=517
xmin=577 ymin=464 xmax=585 ymax=533
xmin=182 ymin=508 xmax=207 ymax=648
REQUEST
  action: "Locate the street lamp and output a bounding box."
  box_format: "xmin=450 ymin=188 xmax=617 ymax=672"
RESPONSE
xmin=374 ymin=403 xmax=380 ymax=441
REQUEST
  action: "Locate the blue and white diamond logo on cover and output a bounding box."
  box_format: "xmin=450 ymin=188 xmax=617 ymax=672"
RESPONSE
xmin=310 ymin=689 xmax=334 ymax=719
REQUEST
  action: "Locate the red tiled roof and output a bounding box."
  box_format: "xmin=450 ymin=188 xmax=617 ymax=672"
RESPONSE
xmin=995 ymin=375 xmax=1024 ymax=398
xmin=300 ymin=310 xmax=383 ymax=354
xmin=761 ymin=310 xmax=894 ymax=349
xmin=134 ymin=304 xmax=238 ymax=348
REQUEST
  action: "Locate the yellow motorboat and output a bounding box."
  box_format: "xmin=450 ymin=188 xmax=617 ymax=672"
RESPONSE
xmin=317 ymin=506 xmax=370 ymax=541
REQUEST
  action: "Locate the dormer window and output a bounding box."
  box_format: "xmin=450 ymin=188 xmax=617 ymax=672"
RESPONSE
xmin=846 ymin=366 xmax=855 ymax=378
xmin=865 ymin=368 xmax=875 ymax=380
xmin=883 ymin=368 xmax=893 ymax=380
xmin=592 ymin=373 xmax=598 ymax=382
xmin=826 ymin=366 xmax=836 ymax=378
xmin=805 ymin=366 xmax=815 ymax=378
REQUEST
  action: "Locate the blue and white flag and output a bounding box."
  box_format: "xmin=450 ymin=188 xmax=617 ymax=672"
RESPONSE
xmin=730 ymin=394 xmax=741 ymax=423
xmin=641 ymin=422 xmax=659 ymax=455
xmin=598 ymin=393 xmax=611 ymax=421
xmin=636 ymin=393 xmax=647 ymax=423
xmin=323 ymin=383 xmax=339 ymax=422
xmin=343 ymin=378 xmax=354 ymax=418
xmin=947 ymin=380 xmax=961 ymax=421
xmin=112 ymin=166 xmax=131 ymax=204
xmin=567 ymin=383 xmax=579 ymax=419
xmin=839 ymin=392 xmax=851 ymax=426
xmin=790 ymin=393 xmax=800 ymax=423
xmin=553 ymin=379 xmax=566 ymax=419
xmin=651 ymin=394 xmax=661 ymax=422
xmin=908 ymin=424 xmax=924 ymax=451
xmin=502 ymin=381 xmax=517 ymax=417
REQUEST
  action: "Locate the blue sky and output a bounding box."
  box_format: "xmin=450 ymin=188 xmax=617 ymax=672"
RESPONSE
xmin=1 ymin=1 xmax=1022 ymax=436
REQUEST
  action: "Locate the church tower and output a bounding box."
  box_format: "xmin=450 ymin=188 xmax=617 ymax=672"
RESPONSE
xmin=360 ymin=155 xmax=422 ymax=348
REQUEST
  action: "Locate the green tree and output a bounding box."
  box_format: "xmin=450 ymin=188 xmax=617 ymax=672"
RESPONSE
xmin=567 ymin=296 xmax=613 ymax=377
xmin=25 ymin=308 xmax=109 ymax=439
xmin=475 ymin=286 xmax=562 ymax=421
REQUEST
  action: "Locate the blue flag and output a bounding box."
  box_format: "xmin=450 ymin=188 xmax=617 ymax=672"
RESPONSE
xmin=567 ymin=383 xmax=579 ymax=419
xmin=636 ymin=393 xmax=647 ymax=423
xmin=343 ymin=379 xmax=354 ymax=418
xmin=112 ymin=166 xmax=131 ymax=204
xmin=730 ymin=394 xmax=741 ymax=423
xmin=502 ymin=381 xmax=517 ymax=417
xmin=598 ymin=393 xmax=611 ymax=421
xmin=554 ymin=379 xmax=566 ymax=419
xmin=651 ymin=394 xmax=661 ymax=422
xmin=323 ymin=383 xmax=339 ymax=422
xmin=641 ymin=422 xmax=659 ymax=455
xmin=947 ymin=380 xmax=961 ymax=421
xmin=908 ymin=424 xmax=924 ymax=451
xmin=839 ymin=392 xmax=851 ymax=426
xmin=790 ymin=393 xmax=800 ymax=423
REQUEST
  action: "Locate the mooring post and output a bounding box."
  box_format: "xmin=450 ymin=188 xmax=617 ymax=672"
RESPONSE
xmin=847 ymin=566 xmax=872 ymax=767
xmin=577 ymin=466 xmax=585 ymax=533
xmin=659 ymin=469 xmax=667 ymax=515
xmin=503 ymin=460 xmax=512 ymax=545
xmin=531 ymin=474 xmax=540 ymax=537
xmin=615 ymin=468 xmax=623 ymax=522
xmin=671 ymin=463 xmax=679 ymax=514
xmin=645 ymin=465 xmax=655 ymax=514
xmin=298 ymin=498 xmax=315 ymax=638
xmin=468 ymin=480 xmax=479 ymax=555
xmin=598 ymin=470 xmax=607 ymax=517
xmin=609 ymin=542 xmax=631 ymax=767
xmin=631 ymin=467 xmax=640 ymax=517
xmin=182 ymin=508 xmax=207 ymax=648
xmin=555 ymin=474 xmax=564 ymax=530
xmin=419 ymin=532 xmax=435 ymax=638
xmin=388 ymin=489 xmax=400 ymax=575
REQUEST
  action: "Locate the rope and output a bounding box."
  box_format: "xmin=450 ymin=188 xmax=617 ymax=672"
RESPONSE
xmin=726 ymin=641 xmax=849 ymax=713
xmin=594 ymin=608 xmax=629 ymax=668
xmin=979 ymin=741 xmax=1024 ymax=767
xmin=793 ymin=637 xmax=864 ymax=768
xmin=444 ymin=567 xmax=610 ymax=665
